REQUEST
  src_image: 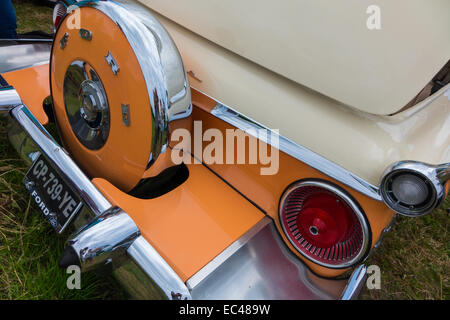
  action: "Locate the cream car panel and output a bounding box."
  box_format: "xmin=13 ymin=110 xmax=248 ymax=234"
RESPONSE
xmin=138 ymin=0 xmax=450 ymax=115
xmin=139 ymin=6 xmax=449 ymax=186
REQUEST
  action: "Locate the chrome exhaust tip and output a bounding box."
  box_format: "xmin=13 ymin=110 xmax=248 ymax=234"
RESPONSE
xmin=380 ymin=161 xmax=449 ymax=217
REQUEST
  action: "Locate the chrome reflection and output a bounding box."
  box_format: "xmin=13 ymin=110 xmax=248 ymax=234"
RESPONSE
xmin=66 ymin=207 xmax=140 ymax=272
xmin=0 ymin=87 xmax=21 ymax=113
xmin=104 ymin=51 xmax=119 ymax=75
xmin=79 ymin=29 xmax=92 ymax=41
xmin=380 ymin=161 xmax=450 ymax=216
xmin=187 ymin=218 xmax=349 ymax=299
xmin=127 ymin=237 xmax=192 ymax=300
xmin=60 ymin=32 xmax=69 ymax=49
xmin=63 ymin=60 xmax=110 ymax=150
xmin=340 ymin=265 xmax=367 ymax=300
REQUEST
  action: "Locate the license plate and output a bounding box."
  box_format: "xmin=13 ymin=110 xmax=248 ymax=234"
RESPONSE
xmin=24 ymin=153 xmax=83 ymax=233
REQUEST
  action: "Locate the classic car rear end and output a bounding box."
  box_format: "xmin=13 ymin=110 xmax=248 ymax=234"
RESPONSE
xmin=0 ymin=0 xmax=448 ymax=300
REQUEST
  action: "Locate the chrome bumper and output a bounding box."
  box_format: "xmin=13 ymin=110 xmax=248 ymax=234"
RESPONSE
xmin=0 ymin=87 xmax=21 ymax=113
xmin=7 ymin=104 xmax=190 ymax=300
xmin=5 ymin=103 xmax=367 ymax=300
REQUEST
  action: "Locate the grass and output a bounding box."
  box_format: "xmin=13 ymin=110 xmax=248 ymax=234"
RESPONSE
xmin=12 ymin=0 xmax=54 ymax=35
xmin=360 ymin=200 xmax=449 ymax=300
xmin=0 ymin=118 xmax=125 ymax=299
xmin=1 ymin=0 xmax=449 ymax=300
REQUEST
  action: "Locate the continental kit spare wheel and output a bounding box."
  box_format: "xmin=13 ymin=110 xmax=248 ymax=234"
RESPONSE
xmin=50 ymin=1 xmax=191 ymax=192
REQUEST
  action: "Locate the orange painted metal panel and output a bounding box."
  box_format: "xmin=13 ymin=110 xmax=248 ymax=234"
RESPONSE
xmin=2 ymin=64 xmax=50 ymax=125
xmin=92 ymin=161 xmax=265 ymax=282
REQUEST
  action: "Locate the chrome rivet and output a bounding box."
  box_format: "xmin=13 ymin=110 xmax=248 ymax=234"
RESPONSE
xmin=105 ymin=51 xmax=119 ymax=75
xmin=60 ymin=32 xmax=69 ymax=49
xmin=79 ymin=29 xmax=92 ymax=41
xmin=121 ymin=104 xmax=130 ymax=126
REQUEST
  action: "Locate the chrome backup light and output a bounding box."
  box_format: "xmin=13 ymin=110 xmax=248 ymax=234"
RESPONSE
xmin=380 ymin=161 xmax=449 ymax=217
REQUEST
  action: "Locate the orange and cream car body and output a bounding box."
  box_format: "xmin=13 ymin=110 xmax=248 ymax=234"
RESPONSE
xmin=0 ymin=0 xmax=449 ymax=299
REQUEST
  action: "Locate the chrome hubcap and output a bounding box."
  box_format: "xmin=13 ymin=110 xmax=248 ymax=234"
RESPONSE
xmin=63 ymin=60 xmax=109 ymax=150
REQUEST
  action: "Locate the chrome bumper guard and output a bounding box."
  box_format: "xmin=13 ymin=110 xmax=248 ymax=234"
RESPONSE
xmin=6 ymin=104 xmax=367 ymax=300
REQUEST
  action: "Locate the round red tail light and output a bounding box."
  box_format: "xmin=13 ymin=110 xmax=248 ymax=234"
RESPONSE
xmin=280 ymin=180 xmax=370 ymax=268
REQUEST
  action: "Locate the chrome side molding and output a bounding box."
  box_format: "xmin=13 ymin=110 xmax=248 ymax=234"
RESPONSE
xmin=211 ymin=102 xmax=381 ymax=201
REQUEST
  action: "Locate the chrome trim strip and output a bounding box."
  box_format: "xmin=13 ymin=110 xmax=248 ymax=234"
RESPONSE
xmin=279 ymin=180 xmax=371 ymax=269
xmin=0 ymin=88 xmax=21 ymax=112
xmin=340 ymin=264 xmax=367 ymax=300
xmin=210 ymin=102 xmax=381 ymax=201
xmin=186 ymin=217 xmax=271 ymax=290
xmin=128 ymin=236 xmax=192 ymax=300
xmin=9 ymin=105 xmax=112 ymax=215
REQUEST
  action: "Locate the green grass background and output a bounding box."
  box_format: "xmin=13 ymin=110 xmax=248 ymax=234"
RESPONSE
xmin=1 ymin=0 xmax=448 ymax=300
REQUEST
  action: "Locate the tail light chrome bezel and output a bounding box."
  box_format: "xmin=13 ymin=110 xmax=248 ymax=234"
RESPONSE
xmin=279 ymin=179 xmax=371 ymax=269
xmin=52 ymin=2 xmax=68 ymax=32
